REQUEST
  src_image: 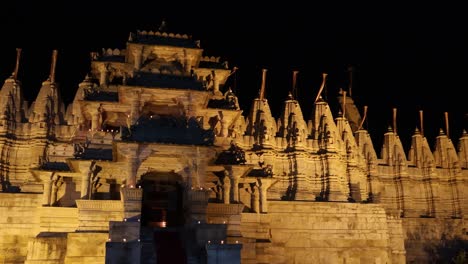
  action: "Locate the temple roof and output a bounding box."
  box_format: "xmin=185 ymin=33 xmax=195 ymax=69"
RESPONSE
xmin=130 ymin=31 xmax=200 ymax=48
xmin=128 ymin=72 xmax=204 ymax=90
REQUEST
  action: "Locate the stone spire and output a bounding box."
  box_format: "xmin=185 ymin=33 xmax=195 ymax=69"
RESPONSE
xmin=244 ymin=69 xmax=276 ymax=148
xmin=0 ymin=49 xmax=26 ymax=123
xmin=29 ymin=50 xmax=64 ymax=125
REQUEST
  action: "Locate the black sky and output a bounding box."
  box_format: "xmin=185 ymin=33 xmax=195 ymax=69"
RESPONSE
xmin=1 ymin=1 xmax=467 ymax=149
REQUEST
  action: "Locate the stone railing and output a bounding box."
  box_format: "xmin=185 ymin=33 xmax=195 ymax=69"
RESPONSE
xmin=207 ymin=204 xmax=244 ymax=216
xmin=188 ymin=189 xmax=211 ymax=203
xmin=76 ymin=200 xmax=122 ymax=211
xmin=120 ymin=187 xmax=143 ymax=202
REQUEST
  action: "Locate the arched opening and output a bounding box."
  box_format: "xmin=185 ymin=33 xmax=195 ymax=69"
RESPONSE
xmin=139 ymin=171 xmax=187 ymax=264
xmin=139 ymin=171 xmax=185 ymax=228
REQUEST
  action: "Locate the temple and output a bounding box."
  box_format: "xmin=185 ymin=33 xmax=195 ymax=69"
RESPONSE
xmin=0 ymin=29 xmax=466 ymax=264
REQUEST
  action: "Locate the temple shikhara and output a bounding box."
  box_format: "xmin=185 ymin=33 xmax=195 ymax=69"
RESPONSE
xmin=0 ymin=28 xmax=466 ymax=264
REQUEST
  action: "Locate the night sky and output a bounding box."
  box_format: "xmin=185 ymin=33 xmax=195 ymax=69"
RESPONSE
xmin=1 ymin=2 xmax=467 ymax=149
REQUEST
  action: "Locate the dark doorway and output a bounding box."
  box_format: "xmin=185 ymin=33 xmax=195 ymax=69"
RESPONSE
xmin=140 ymin=171 xmax=185 ymax=228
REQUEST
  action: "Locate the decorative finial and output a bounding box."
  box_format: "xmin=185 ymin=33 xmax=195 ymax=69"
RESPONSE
xmin=13 ymin=48 xmax=22 ymax=80
xmin=342 ymin=91 xmax=347 ymax=118
xmin=347 ymin=64 xmax=355 ymax=97
xmin=357 ymin=105 xmax=368 ymax=131
xmin=314 ymin=73 xmax=328 ymax=103
xmin=158 ymin=19 xmax=167 ymax=32
xmin=414 ymin=127 xmax=420 ymax=134
xmin=387 ymin=125 xmax=393 ymax=133
xmin=444 ymin=112 xmax=449 ymax=138
xmin=259 ymin=69 xmax=267 ymax=100
xmin=292 ymin=70 xmax=299 ymax=99
xmin=50 ymin=50 xmax=58 ymax=83
xmin=419 ymin=110 xmax=424 ymax=137
xmin=287 ymin=91 xmax=293 ymax=100
xmin=439 ymin=128 xmax=445 ymax=135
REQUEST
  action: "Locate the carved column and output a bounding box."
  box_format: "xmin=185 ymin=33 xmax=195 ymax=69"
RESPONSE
xmin=257 ymin=178 xmax=276 ymax=213
xmin=99 ymin=64 xmax=108 ymax=86
xmin=80 ymin=171 xmax=90 ymax=199
xmin=230 ymin=175 xmax=240 ymax=203
xmin=251 ymin=184 xmax=260 ymax=213
xmin=127 ymin=156 xmax=139 ymax=187
xmin=130 ymin=90 xmax=141 ymax=124
xmin=220 ymin=118 xmax=228 ymax=137
xmin=42 ymin=177 xmax=53 ymax=206
xmin=90 ymin=109 xmax=100 ymax=131
xmin=183 ymin=50 xmax=192 ymax=74
xmin=223 ymin=176 xmax=230 ymax=204
xmin=224 ymin=165 xmax=252 ymax=204
xmin=50 ymin=176 xmax=61 ymax=206
xmin=133 ymin=48 xmax=143 ymax=70
xmin=212 ymin=70 xmax=220 ymax=95
xmin=117 ymin=143 xmax=152 ymax=188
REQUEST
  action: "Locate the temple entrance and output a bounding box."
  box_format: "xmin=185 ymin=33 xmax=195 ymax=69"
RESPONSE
xmin=140 ymin=171 xmax=185 ymax=228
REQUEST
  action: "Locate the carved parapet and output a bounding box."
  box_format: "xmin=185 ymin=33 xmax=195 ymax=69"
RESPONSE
xmin=201 ymin=56 xmax=221 ymax=63
xmin=120 ymin=187 xmax=143 ymax=202
xmin=206 ymin=203 xmax=245 ymax=237
xmin=120 ymin=187 xmax=142 ymax=219
xmin=76 ymin=200 xmax=123 ymax=231
xmin=137 ymin=30 xmax=190 ymax=39
xmin=188 ymin=188 xmax=211 ymax=204
xmin=76 ymin=200 xmax=123 ymax=211
xmin=207 ymin=203 xmax=244 ymax=216
xmin=186 ymin=189 xmax=211 ymax=223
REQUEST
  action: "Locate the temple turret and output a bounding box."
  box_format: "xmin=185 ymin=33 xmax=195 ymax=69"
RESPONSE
xmin=335 ymin=111 xmax=368 ymax=201
xmin=458 ymin=130 xmax=468 ymax=168
xmin=433 ymin=127 xmax=462 ymax=218
xmin=0 ymin=49 xmax=27 ymax=125
xmin=29 ymin=50 xmax=65 ymax=127
xmin=244 ymin=69 xmax=276 ymax=148
xmin=276 ymin=72 xmax=307 ymax=150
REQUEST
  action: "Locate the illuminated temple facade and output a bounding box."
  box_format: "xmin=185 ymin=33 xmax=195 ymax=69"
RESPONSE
xmin=0 ymin=30 xmax=466 ymax=264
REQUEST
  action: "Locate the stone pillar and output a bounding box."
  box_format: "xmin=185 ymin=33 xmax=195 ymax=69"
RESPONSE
xmin=91 ymin=110 xmax=100 ymax=131
xmin=50 ymin=181 xmax=59 ymax=206
xmin=223 ymin=176 xmax=230 ymax=204
xmin=230 ymin=176 xmax=240 ymax=203
xmin=127 ymin=156 xmax=139 ymax=188
xmin=81 ymin=172 xmax=90 ymax=199
xmin=212 ymin=71 xmax=221 ymax=95
xmin=130 ymin=91 xmax=141 ymax=124
xmin=223 ymin=165 xmax=252 ymax=203
xmin=259 ymin=184 xmax=268 ymax=213
xmin=251 ymin=184 xmax=260 ymax=213
xmin=220 ymin=118 xmax=228 ymax=137
xmin=99 ymin=65 xmax=108 ymax=86
xmin=133 ymin=49 xmax=143 ymax=70
xmin=42 ymin=179 xmax=52 ymax=206
xmin=184 ymin=52 xmax=192 ymax=74
xmin=257 ymin=178 xmax=276 ymax=213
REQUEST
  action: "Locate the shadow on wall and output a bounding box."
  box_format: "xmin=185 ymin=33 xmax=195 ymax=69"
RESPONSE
xmin=424 ymin=236 xmax=467 ymax=264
